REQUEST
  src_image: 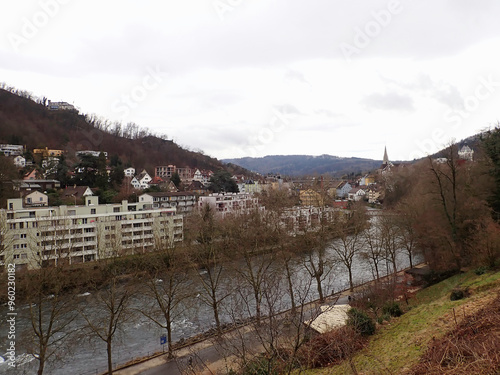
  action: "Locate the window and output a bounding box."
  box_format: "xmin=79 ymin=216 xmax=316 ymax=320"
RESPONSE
xmin=19 ymin=222 xmax=24 ymax=229
xmin=13 ymin=254 xmax=20 ymax=259
xmin=9 ymin=223 xmax=15 ymax=230
xmin=91 ymin=209 xmax=96 ymax=214
xmin=39 ymin=197 xmax=43 ymax=202
xmin=20 ymin=234 xmax=27 ymax=239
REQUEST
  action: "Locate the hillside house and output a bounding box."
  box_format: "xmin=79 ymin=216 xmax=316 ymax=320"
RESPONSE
xmin=348 ymin=187 xmax=366 ymax=201
xmin=336 ymin=181 xmax=352 ymax=198
xmin=23 ymin=191 xmax=48 ymax=207
xmin=124 ymin=167 xmax=136 ymax=177
xmin=458 ymin=145 xmax=474 ymax=161
xmin=61 ymin=186 xmax=93 ymax=205
xmin=13 ymin=156 xmax=26 ymax=168
xmin=131 ymin=170 xmax=152 ymax=190
xmin=155 ymin=165 xmax=176 ymax=179
xmin=47 ymin=100 xmax=76 ymax=111
xmin=0 ymin=144 xmax=24 ymax=157
xmin=33 ymin=147 xmax=64 ymax=158
xmin=76 ymin=150 xmax=108 ymax=158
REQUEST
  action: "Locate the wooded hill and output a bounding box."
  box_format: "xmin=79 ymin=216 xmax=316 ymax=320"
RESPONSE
xmin=223 ymin=154 xmax=384 ymax=177
xmin=0 ymin=88 xmax=247 ymax=175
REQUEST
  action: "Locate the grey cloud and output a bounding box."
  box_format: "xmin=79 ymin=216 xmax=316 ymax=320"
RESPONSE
xmin=361 ymin=92 xmax=414 ymax=112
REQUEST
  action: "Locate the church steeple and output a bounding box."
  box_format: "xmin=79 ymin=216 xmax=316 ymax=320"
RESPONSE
xmin=383 ymin=146 xmax=389 ymax=165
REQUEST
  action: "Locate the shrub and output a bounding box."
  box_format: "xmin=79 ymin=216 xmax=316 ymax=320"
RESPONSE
xmin=450 ymin=288 xmax=466 ymax=301
xmin=296 ymin=326 xmax=364 ymax=368
xmin=347 ymin=308 xmax=375 ymax=336
xmin=240 ymin=356 xmax=281 ymax=375
xmin=382 ymin=302 xmax=402 ymax=317
xmin=475 ymin=266 xmax=487 ymax=275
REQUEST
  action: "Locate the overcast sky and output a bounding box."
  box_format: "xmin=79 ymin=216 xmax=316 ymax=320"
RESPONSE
xmin=1 ymin=0 xmax=500 ymax=161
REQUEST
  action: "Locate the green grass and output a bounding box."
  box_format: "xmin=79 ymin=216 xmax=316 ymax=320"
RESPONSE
xmin=302 ymin=269 xmax=500 ymax=375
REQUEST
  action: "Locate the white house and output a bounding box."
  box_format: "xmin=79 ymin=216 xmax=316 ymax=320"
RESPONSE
xmin=13 ymin=156 xmax=26 ymax=168
xmin=131 ymin=170 xmax=152 ymax=190
xmin=124 ymin=167 xmax=136 ymax=177
xmin=336 ymin=181 xmax=352 ymax=198
xmin=458 ymin=145 xmax=474 ymax=161
xmin=348 ymin=187 xmax=366 ymax=201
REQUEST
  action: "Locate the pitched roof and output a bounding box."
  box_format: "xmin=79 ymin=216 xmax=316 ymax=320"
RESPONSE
xmin=62 ymin=186 xmax=92 ymax=198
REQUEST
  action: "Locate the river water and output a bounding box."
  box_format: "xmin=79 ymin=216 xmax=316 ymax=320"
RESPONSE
xmin=0 ymin=236 xmax=420 ymax=375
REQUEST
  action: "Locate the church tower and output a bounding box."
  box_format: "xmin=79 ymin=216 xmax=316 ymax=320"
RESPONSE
xmin=383 ymin=146 xmax=389 ymax=165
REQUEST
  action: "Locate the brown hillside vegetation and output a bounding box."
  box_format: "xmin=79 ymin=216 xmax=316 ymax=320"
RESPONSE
xmin=0 ymin=88 xmax=246 ymax=174
xmin=408 ymin=292 xmax=500 ymax=375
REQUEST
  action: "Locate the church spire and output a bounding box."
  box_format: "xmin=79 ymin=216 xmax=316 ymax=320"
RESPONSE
xmin=383 ymin=146 xmax=389 ymax=165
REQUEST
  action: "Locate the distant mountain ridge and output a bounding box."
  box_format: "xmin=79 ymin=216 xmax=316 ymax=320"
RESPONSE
xmin=223 ymin=154 xmax=383 ymax=176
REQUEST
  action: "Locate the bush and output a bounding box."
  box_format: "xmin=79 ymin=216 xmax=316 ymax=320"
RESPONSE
xmin=296 ymin=326 xmax=364 ymax=368
xmin=450 ymin=288 xmax=468 ymax=301
xmin=382 ymin=302 xmax=402 ymax=317
xmin=347 ymin=308 xmax=375 ymax=336
xmin=241 ymin=356 xmax=281 ymax=375
xmin=475 ymin=266 xmax=487 ymax=275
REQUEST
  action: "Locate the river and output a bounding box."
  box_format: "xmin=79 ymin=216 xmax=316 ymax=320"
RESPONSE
xmin=0 ymin=234 xmax=420 ymax=375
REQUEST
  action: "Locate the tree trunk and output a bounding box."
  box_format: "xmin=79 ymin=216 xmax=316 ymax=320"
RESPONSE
xmin=348 ymin=267 xmax=354 ymax=292
xmin=107 ymin=339 xmax=113 ymax=375
xmin=285 ymin=261 xmax=296 ymax=313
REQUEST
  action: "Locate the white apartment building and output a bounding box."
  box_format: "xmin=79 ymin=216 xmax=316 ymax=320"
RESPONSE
xmin=76 ymin=150 xmax=108 ymax=158
xmin=198 ymin=193 xmax=264 ymax=217
xmin=0 ymin=144 xmax=24 ymax=157
xmin=0 ymin=196 xmax=183 ymax=271
xmin=139 ymin=192 xmax=196 ymax=214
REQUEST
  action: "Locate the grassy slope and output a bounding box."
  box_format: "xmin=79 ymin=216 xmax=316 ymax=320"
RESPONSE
xmin=304 ymin=269 xmax=500 ymax=375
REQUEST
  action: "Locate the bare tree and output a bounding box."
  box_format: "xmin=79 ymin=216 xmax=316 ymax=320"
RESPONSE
xmin=139 ymin=248 xmax=193 ymax=358
xmin=330 ymin=204 xmax=368 ymax=292
xmin=80 ymin=264 xmax=135 ymax=375
xmin=24 ymin=265 xmax=78 ymax=375
xmin=187 ymin=205 xmax=232 ymax=334
xmin=362 ymin=215 xmax=385 ymax=281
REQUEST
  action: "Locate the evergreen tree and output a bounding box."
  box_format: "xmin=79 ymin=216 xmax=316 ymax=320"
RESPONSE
xmin=482 ymin=126 xmax=500 ymax=221
xmin=208 ymin=170 xmax=238 ymax=193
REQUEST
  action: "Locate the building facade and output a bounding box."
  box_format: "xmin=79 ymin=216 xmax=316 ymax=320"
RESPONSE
xmin=0 ymin=196 xmax=183 ymax=271
xmin=139 ymin=192 xmax=197 ymax=214
xmin=198 ymin=193 xmax=264 ymax=217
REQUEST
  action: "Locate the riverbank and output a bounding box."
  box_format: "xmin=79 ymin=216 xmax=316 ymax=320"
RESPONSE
xmin=307 ymin=267 xmax=500 ymax=374
xmin=112 ymin=263 xmax=427 ymax=375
